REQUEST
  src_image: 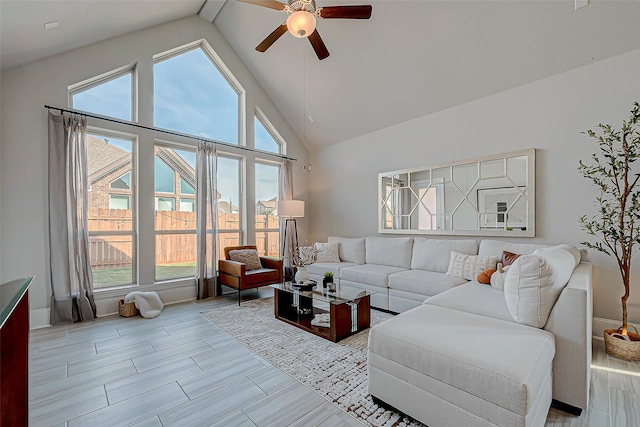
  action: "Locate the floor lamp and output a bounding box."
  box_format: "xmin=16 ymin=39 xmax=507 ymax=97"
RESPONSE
xmin=278 ymin=200 xmax=304 ymax=281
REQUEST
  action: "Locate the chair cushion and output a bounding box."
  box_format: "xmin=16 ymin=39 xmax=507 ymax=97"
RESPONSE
xmin=411 ymin=238 xmax=477 ymax=273
xmin=328 ymin=236 xmax=366 ymax=264
xmin=388 ymin=270 xmax=467 ymax=297
xmin=244 ymin=268 xmax=280 ymax=286
xmin=228 ymin=249 xmax=262 ymax=270
xmin=368 ymin=304 xmax=555 ymax=416
xmin=366 ymin=236 xmax=413 ymax=269
xmin=340 ymin=264 xmax=407 ymax=288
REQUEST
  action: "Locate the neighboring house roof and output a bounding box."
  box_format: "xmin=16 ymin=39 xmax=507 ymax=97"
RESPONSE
xmin=87 ymin=135 xmax=129 ymax=176
xmin=218 ymin=200 xmax=239 ymax=214
xmin=256 ymin=196 xmax=278 ymax=214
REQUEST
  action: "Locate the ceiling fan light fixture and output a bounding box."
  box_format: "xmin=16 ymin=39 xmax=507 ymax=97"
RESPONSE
xmin=286 ymin=10 xmax=316 ymax=38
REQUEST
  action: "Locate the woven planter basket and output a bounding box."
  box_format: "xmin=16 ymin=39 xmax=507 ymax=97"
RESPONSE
xmin=118 ymin=299 xmax=139 ymax=318
xmin=604 ymin=325 xmax=640 ymax=361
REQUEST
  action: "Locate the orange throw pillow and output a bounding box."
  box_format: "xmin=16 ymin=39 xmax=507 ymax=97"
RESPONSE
xmin=477 ymin=268 xmax=497 ymax=284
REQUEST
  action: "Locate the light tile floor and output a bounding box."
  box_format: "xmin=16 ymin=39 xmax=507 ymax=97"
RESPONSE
xmin=29 ymin=289 xmax=640 ymax=426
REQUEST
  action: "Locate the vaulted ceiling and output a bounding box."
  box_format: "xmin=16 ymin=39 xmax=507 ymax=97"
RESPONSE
xmin=3 ymin=1 xmax=640 ymax=150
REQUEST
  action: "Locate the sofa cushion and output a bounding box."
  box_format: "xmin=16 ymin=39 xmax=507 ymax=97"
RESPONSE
xmin=368 ymin=304 xmax=555 ymax=416
xmin=340 ymin=264 xmax=407 ymax=288
xmin=424 ymin=282 xmax=514 ymax=322
xmin=478 ymin=240 xmax=547 ymax=258
xmin=503 ymin=249 xmax=576 ymax=328
xmin=314 ymin=241 xmax=341 ymax=263
xmin=446 ymin=251 xmax=497 ymax=280
xmin=307 ymin=261 xmax=358 ymax=278
xmin=411 ymin=238 xmax=477 ymax=273
xmin=366 ymin=236 xmax=413 ymax=269
xmin=389 ymin=270 xmax=467 ymax=297
xmin=328 ymin=236 xmax=365 ymax=264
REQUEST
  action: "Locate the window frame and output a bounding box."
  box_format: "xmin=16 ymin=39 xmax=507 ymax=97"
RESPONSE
xmin=68 ymin=64 xmax=137 ymax=122
xmin=86 ymin=127 xmax=138 ymax=289
xmin=254 ymin=159 xmax=281 ymax=257
xmin=254 ymin=107 xmax=285 ymax=155
xmin=152 ymin=40 xmax=245 ymax=146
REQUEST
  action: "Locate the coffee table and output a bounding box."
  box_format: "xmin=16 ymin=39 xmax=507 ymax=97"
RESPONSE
xmin=273 ymin=282 xmax=374 ymax=342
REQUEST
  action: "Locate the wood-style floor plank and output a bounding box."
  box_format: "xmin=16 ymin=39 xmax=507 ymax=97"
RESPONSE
xmin=27 ymin=292 xmax=640 ymax=427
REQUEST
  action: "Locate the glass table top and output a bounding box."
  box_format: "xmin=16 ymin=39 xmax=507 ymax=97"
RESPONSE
xmin=0 ymin=277 xmax=33 ymax=328
xmin=276 ymin=282 xmax=374 ymax=305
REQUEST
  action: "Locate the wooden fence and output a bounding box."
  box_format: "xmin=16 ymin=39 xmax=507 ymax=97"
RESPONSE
xmin=88 ymin=209 xmax=279 ymax=269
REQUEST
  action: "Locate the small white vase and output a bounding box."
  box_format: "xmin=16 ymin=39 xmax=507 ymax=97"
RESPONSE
xmin=294 ymin=266 xmax=309 ymax=283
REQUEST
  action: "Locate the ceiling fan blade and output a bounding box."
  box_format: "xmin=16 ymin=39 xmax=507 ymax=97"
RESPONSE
xmin=318 ymin=5 xmax=372 ymax=19
xmin=308 ymin=30 xmax=330 ymax=60
xmin=235 ymin=0 xmax=286 ymax=11
xmin=256 ymin=23 xmax=288 ymax=52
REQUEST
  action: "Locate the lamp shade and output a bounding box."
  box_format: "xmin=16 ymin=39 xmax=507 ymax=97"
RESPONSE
xmin=278 ymin=200 xmax=305 ymax=218
xmin=286 ymin=10 xmax=316 ymax=38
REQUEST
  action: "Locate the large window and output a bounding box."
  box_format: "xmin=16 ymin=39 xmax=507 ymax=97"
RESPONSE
xmin=154 ymin=47 xmax=239 ymax=144
xmin=86 ymin=132 xmax=136 ymax=288
xmin=71 ymin=40 xmax=290 ymax=290
xmin=255 ymin=162 xmax=280 ymax=257
xmin=155 ymin=146 xmax=197 ymax=281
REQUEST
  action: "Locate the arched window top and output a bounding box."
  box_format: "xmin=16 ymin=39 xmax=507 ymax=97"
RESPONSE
xmin=255 ymin=109 xmax=284 ymax=154
xmin=154 ymin=43 xmax=241 ymax=145
xmin=70 ymin=66 xmax=134 ymax=121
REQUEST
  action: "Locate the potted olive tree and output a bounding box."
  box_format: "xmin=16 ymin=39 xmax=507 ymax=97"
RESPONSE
xmin=578 ymin=102 xmax=640 ymax=361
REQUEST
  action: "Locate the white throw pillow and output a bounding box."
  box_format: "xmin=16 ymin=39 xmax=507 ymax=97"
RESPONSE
xmin=503 ymin=250 xmax=577 ymax=328
xmin=314 ymin=242 xmax=341 ymax=263
xmin=490 ymin=267 xmax=509 ymax=291
xmin=446 ymin=251 xmax=497 ymax=281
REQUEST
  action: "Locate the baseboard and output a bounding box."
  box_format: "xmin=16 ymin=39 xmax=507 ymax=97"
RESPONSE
xmin=30 ymin=307 xmax=50 ymax=329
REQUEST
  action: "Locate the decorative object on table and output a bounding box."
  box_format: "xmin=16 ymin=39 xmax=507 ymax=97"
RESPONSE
xmin=323 ymin=271 xmax=334 ymax=290
xmin=124 ymin=291 xmax=164 ymax=319
xmin=118 ymin=299 xmax=139 ymax=318
xmin=287 ymin=243 xmax=319 ymax=283
xmin=578 ymin=101 xmax=640 ymax=361
xmin=311 ymin=312 xmax=331 ymax=328
xmin=278 ymin=199 xmax=305 ymax=281
xmin=291 ymin=280 xmax=317 ymax=291
xmin=327 ymin=282 xmax=337 ymax=293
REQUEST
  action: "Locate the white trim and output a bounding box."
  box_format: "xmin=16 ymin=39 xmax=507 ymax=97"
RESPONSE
xmin=30 ymin=307 xmax=51 ymax=330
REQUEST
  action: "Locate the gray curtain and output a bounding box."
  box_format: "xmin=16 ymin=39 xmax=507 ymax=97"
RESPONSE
xmin=279 ymin=160 xmax=294 ymax=269
xmin=195 ymin=141 xmax=219 ymax=299
xmin=47 ymin=112 xmax=96 ymax=324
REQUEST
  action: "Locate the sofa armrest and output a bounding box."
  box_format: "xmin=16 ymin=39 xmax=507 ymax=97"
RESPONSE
xmin=219 ymin=259 xmax=245 ymax=277
xmin=260 ymin=257 xmax=283 ymax=270
xmin=544 ymin=262 xmax=592 ymax=410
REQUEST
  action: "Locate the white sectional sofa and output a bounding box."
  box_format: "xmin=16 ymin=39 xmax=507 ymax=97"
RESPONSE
xmin=308 ymin=236 xmax=593 ymax=427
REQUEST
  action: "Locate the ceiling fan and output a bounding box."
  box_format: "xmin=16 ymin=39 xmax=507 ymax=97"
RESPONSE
xmin=236 ymin=0 xmax=372 ymax=60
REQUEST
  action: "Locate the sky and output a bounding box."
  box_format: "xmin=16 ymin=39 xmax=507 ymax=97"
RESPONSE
xmin=74 ymin=47 xmax=280 ymax=207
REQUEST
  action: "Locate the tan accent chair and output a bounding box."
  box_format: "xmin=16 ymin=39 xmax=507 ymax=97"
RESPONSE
xmin=218 ymin=245 xmax=283 ymax=305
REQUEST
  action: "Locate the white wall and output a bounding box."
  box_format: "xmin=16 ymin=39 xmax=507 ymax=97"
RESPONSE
xmin=0 ymin=16 xmax=309 ymax=327
xmin=309 ymin=48 xmax=640 ymax=325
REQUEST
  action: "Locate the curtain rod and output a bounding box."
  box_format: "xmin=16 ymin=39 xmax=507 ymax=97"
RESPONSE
xmin=44 ymin=105 xmax=297 ymax=162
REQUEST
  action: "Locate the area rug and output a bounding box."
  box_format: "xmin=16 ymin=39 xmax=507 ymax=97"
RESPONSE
xmin=200 ymin=298 xmax=424 ymax=427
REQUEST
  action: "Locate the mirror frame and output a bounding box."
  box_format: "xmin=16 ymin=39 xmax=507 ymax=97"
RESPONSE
xmin=378 ymin=148 xmax=535 ymax=237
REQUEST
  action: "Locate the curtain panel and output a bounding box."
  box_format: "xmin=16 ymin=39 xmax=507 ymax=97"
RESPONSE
xmin=279 ymin=160 xmax=295 ymax=269
xmin=47 ymin=112 xmax=96 ymax=324
xmin=195 ymin=141 xmax=219 ymax=299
